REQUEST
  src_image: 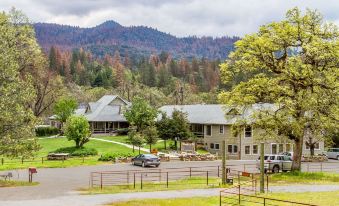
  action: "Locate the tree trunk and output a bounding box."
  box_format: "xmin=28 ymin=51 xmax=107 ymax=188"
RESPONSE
xmin=75 ymin=140 xmax=80 ymax=148
xmin=310 ymin=144 xmax=315 ymax=156
xmin=138 ymin=146 xmax=140 ymax=154
xmin=132 ymin=145 xmax=135 ymax=153
xmin=292 ymin=137 xmax=303 ymax=171
xmin=164 ymin=140 xmax=167 ymax=150
xmin=149 ymin=144 xmax=152 ymax=153
xmin=175 ymin=140 xmax=177 ymax=150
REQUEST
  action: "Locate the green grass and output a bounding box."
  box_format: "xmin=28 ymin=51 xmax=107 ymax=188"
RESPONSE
xmin=0 ymin=180 xmax=39 ymax=187
xmin=105 ymin=191 xmax=339 ymax=206
xmin=0 ymin=137 xmax=142 ymax=171
xmin=269 ymin=171 xmax=339 ymax=185
xmin=82 ymin=176 xmax=226 ymax=194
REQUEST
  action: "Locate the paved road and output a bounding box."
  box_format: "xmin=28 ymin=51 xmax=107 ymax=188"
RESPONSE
xmin=0 ymin=160 xmax=338 ymax=205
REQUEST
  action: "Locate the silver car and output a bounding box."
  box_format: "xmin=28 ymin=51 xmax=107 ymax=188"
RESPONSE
xmin=327 ymin=148 xmax=339 ymax=160
xmin=256 ymin=154 xmax=293 ymax=173
xmin=132 ymin=154 xmax=161 ymax=167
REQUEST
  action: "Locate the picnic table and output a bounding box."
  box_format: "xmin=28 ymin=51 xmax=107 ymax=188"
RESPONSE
xmin=47 ymin=153 xmax=70 ymax=160
xmin=0 ymin=172 xmax=12 ymax=181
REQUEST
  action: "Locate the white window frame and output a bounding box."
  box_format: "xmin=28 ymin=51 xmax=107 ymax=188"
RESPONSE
xmin=219 ymin=125 xmax=224 ymax=134
xmin=305 ymin=142 xmax=320 ymax=150
xmin=252 ymin=144 xmax=258 ymax=155
xmin=244 ymin=126 xmax=252 ymax=138
xmin=205 ymin=125 xmax=212 ymax=136
xmin=271 ymin=143 xmax=278 ymax=154
xmin=245 ymin=145 xmax=251 ymax=155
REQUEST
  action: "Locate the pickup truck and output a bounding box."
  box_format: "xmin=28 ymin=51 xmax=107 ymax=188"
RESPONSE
xmin=256 ymin=154 xmax=293 ymax=173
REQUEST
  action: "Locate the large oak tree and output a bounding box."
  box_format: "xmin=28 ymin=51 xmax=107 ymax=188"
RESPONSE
xmin=219 ymin=8 xmax=338 ymax=171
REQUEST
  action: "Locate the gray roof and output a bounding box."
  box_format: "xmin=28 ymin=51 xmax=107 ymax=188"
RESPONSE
xmin=50 ymin=95 xmax=130 ymax=122
xmin=159 ymin=103 xmax=276 ymax=125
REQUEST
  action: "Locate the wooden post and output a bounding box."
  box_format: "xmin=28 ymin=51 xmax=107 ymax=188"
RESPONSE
xmin=189 ymin=167 xmax=192 ymax=178
xmin=238 ymin=185 xmax=241 ymax=204
xmin=166 ymin=172 xmax=169 ymax=188
xmin=207 ymin=171 xmax=209 ymax=185
xmin=260 ymin=142 xmax=265 ymax=193
xmin=133 ymin=173 xmax=136 ymax=189
xmin=100 ymin=173 xmax=103 ymax=190
xmin=141 ymin=173 xmax=143 ymax=190
xmin=222 ymin=140 xmax=226 ymax=185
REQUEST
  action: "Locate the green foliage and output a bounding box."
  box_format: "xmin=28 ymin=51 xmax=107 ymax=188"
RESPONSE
xmin=124 ymin=97 xmax=158 ymax=132
xmin=0 ymin=9 xmax=40 ymax=157
xmin=53 ymin=146 xmax=98 ymax=156
xmin=53 ymin=97 xmax=78 ymax=123
xmin=98 ymin=152 xmax=135 ymax=161
xmin=64 ymin=115 xmax=91 ymax=148
xmin=219 ymin=8 xmax=339 ymax=170
xmin=116 ymin=128 xmax=129 ymax=135
xmin=35 ymin=126 xmax=59 ymax=137
xmin=143 ymin=125 xmax=158 ymax=151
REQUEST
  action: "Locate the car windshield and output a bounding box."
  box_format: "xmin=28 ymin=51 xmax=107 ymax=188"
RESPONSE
xmin=143 ymin=154 xmax=157 ymax=158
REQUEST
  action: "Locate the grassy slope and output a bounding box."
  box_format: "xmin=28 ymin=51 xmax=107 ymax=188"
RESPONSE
xmin=106 ymin=191 xmax=339 ymax=206
xmin=0 ymin=137 xmax=141 ymax=171
xmin=269 ymin=171 xmax=339 ymax=185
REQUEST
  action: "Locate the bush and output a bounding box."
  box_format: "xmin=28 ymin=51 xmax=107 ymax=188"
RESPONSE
xmin=98 ymin=152 xmax=135 ymax=161
xmin=53 ymin=147 xmax=98 ymax=156
xmin=35 ymin=126 xmax=59 ymax=137
xmin=116 ymin=128 xmax=129 ymax=135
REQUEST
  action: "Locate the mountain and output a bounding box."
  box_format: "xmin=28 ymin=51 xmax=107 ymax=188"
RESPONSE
xmin=34 ymin=20 xmax=240 ymax=59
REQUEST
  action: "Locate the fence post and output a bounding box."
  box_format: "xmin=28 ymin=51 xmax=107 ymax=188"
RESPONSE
xmin=207 ymin=171 xmax=209 ymax=185
xmin=100 ymin=173 xmax=103 ymax=190
xmin=238 ymin=171 xmax=240 ymax=185
xmin=266 ymin=175 xmax=269 ymax=192
xmin=264 ymin=198 xmax=266 ymax=206
xmin=22 ymin=157 xmax=24 ymax=164
xmin=133 ymin=173 xmax=136 ymax=189
xmin=141 ymin=173 xmax=143 ymax=190
xmin=159 ymin=169 xmax=161 ymax=182
xmin=127 ymin=171 xmax=129 ymax=185
xmin=166 ymin=172 xmax=169 ymax=188
xmin=321 ymin=162 xmax=323 ymax=172
xmin=217 ymin=166 xmax=220 ymax=177
xmin=190 ymin=167 xmax=192 ymax=178
xmin=219 ymin=191 xmax=222 ymax=206
xmin=255 ymin=179 xmax=257 ymax=195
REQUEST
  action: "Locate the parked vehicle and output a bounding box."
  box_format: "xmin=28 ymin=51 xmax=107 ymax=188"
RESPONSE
xmin=326 ymin=148 xmax=339 ymax=160
xmin=132 ymin=154 xmax=160 ymax=167
xmin=256 ymin=154 xmax=292 ymax=173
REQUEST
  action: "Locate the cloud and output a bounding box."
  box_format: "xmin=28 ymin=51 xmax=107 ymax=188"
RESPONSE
xmin=0 ymin=0 xmax=338 ymax=37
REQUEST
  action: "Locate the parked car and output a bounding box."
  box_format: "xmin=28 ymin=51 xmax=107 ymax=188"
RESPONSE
xmin=327 ymin=148 xmax=339 ymax=160
xmin=256 ymin=154 xmax=292 ymax=173
xmin=132 ymin=154 xmax=160 ymax=167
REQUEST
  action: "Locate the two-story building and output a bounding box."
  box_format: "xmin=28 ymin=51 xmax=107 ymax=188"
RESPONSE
xmin=159 ymin=104 xmax=324 ymax=160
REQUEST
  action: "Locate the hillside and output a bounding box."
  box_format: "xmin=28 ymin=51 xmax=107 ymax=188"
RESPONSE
xmin=34 ymin=20 xmax=239 ymax=59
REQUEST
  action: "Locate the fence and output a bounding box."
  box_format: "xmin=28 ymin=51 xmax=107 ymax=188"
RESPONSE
xmin=0 ymin=156 xmax=88 ymax=166
xmin=90 ymin=166 xmax=256 ymax=190
xmin=219 ymin=180 xmax=318 ymax=206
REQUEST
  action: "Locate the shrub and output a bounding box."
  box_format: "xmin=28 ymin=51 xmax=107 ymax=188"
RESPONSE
xmin=35 ymin=126 xmax=59 ymax=137
xmin=53 ymin=147 xmax=98 ymax=156
xmin=98 ymin=152 xmax=135 ymax=161
xmin=116 ymin=128 xmax=129 ymax=135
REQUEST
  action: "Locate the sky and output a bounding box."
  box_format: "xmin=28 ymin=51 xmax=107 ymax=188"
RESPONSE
xmin=1 ymin=0 xmax=338 ymax=37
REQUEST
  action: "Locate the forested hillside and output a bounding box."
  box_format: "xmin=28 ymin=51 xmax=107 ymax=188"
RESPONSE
xmin=34 ymin=21 xmax=239 ymax=59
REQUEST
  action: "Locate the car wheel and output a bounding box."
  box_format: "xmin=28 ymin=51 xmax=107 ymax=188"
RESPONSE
xmin=272 ymin=165 xmax=280 ymax=173
xmin=155 ymin=164 xmax=160 ymax=168
xmin=142 ymin=162 xmax=145 ymax=167
xmin=337 ymin=156 xmax=339 ymax=161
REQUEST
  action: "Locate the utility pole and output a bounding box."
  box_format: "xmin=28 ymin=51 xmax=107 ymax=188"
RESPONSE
xmin=222 ymin=140 xmax=226 ymax=185
xmin=260 ymin=142 xmax=265 ymax=193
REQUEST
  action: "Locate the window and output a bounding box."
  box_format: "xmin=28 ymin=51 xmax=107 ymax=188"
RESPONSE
xmin=206 ymin=125 xmax=212 ymax=136
xmin=227 ymin=145 xmax=238 ymax=154
xmin=252 ymin=145 xmax=258 ymax=154
xmin=269 ymin=156 xmax=275 ymax=160
xmin=228 ymin=145 xmax=233 ymax=153
xmin=210 ymin=143 xmax=214 ymax=149
xmin=306 ymin=142 xmax=320 ymax=150
xmin=278 ymin=144 xmax=284 ymax=153
xmin=215 ymin=143 xmax=220 ymax=150
xmin=244 ymin=126 xmax=252 ymax=138
xmin=219 ymin=125 xmax=224 ymax=134
xmin=245 ymin=146 xmax=250 ymax=155
xmin=286 ymin=144 xmax=292 ymax=152
xmin=271 ymin=144 xmax=277 ymax=154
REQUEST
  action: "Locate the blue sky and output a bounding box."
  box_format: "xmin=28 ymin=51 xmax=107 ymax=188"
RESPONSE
xmin=1 ymin=0 xmax=338 ymax=37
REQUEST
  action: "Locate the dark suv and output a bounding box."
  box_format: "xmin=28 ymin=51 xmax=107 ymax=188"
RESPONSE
xmin=132 ymin=154 xmax=160 ymax=167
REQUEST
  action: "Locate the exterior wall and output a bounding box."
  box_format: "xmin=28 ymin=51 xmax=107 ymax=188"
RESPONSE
xmin=201 ymin=124 xmax=325 ymax=160
xmin=109 ymin=98 xmax=126 ymax=106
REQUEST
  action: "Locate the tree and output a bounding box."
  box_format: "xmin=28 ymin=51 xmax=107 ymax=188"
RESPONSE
xmin=157 ymin=113 xmax=175 ymax=150
xmin=127 ymin=128 xmax=144 ymax=154
xmin=143 ymin=125 xmax=158 ymax=152
xmin=64 ymin=115 xmax=91 ymax=148
xmin=53 ymin=97 xmax=78 ymax=128
xmin=219 ymin=8 xmax=339 ymax=171
xmin=0 ymin=9 xmax=40 ymax=157
xmin=124 ymin=96 xmax=158 ymax=132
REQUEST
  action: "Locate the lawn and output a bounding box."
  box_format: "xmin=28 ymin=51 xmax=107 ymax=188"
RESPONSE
xmin=268 ymin=171 xmax=339 ymax=185
xmin=0 ymin=180 xmax=38 ymax=187
xmin=105 ymin=191 xmax=339 ymax=206
xmin=0 ymin=137 xmax=142 ymax=171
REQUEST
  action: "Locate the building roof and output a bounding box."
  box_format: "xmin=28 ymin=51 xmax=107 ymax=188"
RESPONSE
xmin=159 ymin=103 xmax=276 ymax=125
xmin=50 ymin=95 xmax=130 ymax=122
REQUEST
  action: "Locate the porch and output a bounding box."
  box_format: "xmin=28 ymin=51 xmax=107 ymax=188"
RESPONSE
xmin=90 ymin=121 xmax=129 ymax=133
